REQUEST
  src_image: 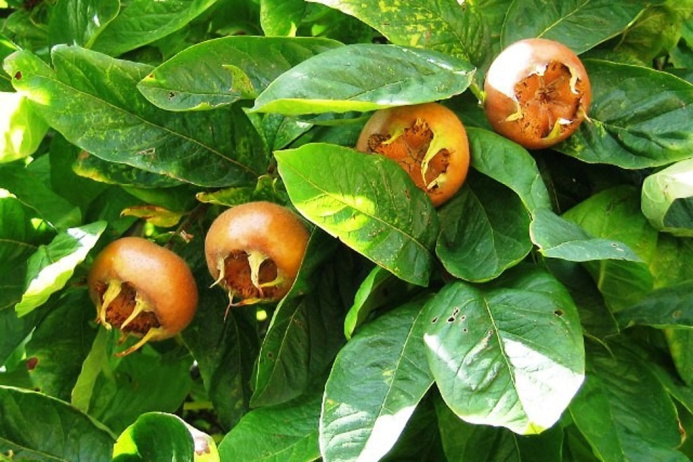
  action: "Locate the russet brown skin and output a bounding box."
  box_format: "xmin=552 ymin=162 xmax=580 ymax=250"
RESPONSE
xmin=356 ymin=102 xmax=470 ymax=207
xmin=484 ymin=38 xmax=591 ymax=149
xmin=205 ymin=201 xmax=310 ymax=306
xmin=88 ymin=237 xmax=198 ymax=355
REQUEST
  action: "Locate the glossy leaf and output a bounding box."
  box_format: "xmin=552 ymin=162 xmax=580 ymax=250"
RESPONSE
xmin=615 ymin=281 xmax=693 ymax=328
xmin=570 ymin=343 xmax=685 ymax=461
xmin=0 ymin=91 xmax=49 ymax=162
xmin=219 ymin=385 xmax=322 ymax=462
xmin=308 ymin=0 xmax=487 ymax=66
xmin=252 ymin=44 xmax=475 ymax=115
xmin=641 ymin=158 xmax=693 ymax=237
xmin=250 ymin=232 xmax=345 ymax=408
xmin=90 ymin=0 xmax=217 ymax=57
xmin=563 ymin=186 xmax=657 ymax=311
xmin=0 ymin=385 xmax=115 ymax=460
xmin=467 ymin=128 xmax=552 ymax=215
xmin=48 ymin=0 xmax=120 ymax=49
xmin=25 ymin=289 xmax=98 ymax=401
xmin=4 ymin=46 xmax=268 ymax=188
xmin=436 ymin=172 xmax=532 ymax=282
xmin=501 ymin=0 xmax=645 ymax=53
xmin=85 ymin=344 xmax=193 ymax=434
xmin=113 ymin=412 xmax=218 ymax=462
xmin=138 ymin=36 xmax=342 ymax=111
xmin=0 ymin=162 xmax=81 ymax=230
xmin=73 ymin=151 xmax=183 ymax=189
xmin=15 ymin=221 xmax=106 ymax=316
xmin=320 ymin=299 xmax=434 ymax=462
xmin=530 ymin=208 xmax=642 ymax=262
xmin=260 ymin=0 xmax=307 ymax=36
xmin=557 ymin=60 xmax=693 ymax=169
xmin=424 ymin=268 xmax=584 ymax=434
xmin=276 ymin=143 xmax=439 ymax=286
xmin=435 ymin=396 xmax=564 ymax=461
xmin=344 ymin=265 xmax=413 ymax=340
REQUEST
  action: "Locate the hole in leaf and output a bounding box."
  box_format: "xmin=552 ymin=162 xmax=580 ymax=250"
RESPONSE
xmin=14 ymin=71 xmax=22 ymax=80
xmin=431 ymin=316 xmax=439 ymax=324
xmin=554 ymin=309 xmax=564 ymax=317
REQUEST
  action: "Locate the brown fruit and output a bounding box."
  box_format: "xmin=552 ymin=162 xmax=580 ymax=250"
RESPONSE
xmin=87 ymin=237 xmax=198 ymax=357
xmin=356 ymin=102 xmax=470 ymax=207
xmin=484 ymin=38 xmax=591 ymax=149
xmin=204 ymin=201 xmax=309 ymax=312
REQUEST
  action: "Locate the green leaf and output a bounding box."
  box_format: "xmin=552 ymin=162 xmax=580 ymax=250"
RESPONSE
xmin=112 ymin=412 xmax=218 ymax=462
xmin=615 ymin=281 xmax=693 ymax=328
xmin=48 ymin=0 xmax=120 ymax=49
xmin=530 ymin=208 xmax=642 ymax=262
xmin=614 ymin=5 xmax=685 ymax=64
xmin=563 ymin=186 xmax=657 ymax=311
xmin=0 ymin=385 xmax=115 ymax=460
xmin=182 ymin=270 xmax=260 ymax=429
xmin=557 ymin=60 xmax=693 ymax=169
xmin=25 ymin=289 xmax=98 ymax=401
xmin=467 ymin=127 xmax=552 ymax=215
xmin=641 ymin=158 xmax=693 ymax=237
xmin=252 ymin=44 xmax=475 ymax=115
xmin=0 ymin=91 xmax=49 ymax=163
xmin=90 ymin=0 xmax=217 ymax=57
xmin=218 ymin=385 xmax=322 ymax=462
xmin=0 ymin=195 xmax=46 ymax=265
xmin=15 ymin=221 xmax=106 ymax=316
xmin=276 ymin=143 xmax=439 ymax=286
xmin=260 ymin=0 xmax=307 ymax=36
xmin=85 ymin=344 xmax=193 ymax=434
xmin=344 ymin=265 xmax=413 ymax=340
xmin=320 ymin=299 xmax=434 ymax=462
xmin=501 ymin=0 xmax=645 ymax=53
xmin=308 ymin=0 xmax=487 ymax=66
xmin=138 ymin=36 xmax=342 ymax=111
xmin=250 ymin=232 xmax=345 ymax=408
xmin=436 ymin=172 xmax=532 ymax=282
xmin=0 ymin=162 xmax=81 ymax=230
xmin=4 ymin=47 xmax=268 ymax=187
xmin=73 ymin=151 xmax=184 ymax=189
xmin=423 ymin=267 xmax=585 ymax=435
xmin=570 ymin=342 xmax=685 ymax=461
xmin=435 ymin=396 xmax=565 ymax=461
xmin=664 ymin=329 xmax=693 ymax=386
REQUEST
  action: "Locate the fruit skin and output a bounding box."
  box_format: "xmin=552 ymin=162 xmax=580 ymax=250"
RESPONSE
xmin=484 ymin=38 xmax=591 ymax=149
xmin=87 ymin=236 xmax=198 ymax=356
xmin=204 ymin=201 xmax=310 ymax=307
xmin=356 ymin=102 xmax=470 ymax=207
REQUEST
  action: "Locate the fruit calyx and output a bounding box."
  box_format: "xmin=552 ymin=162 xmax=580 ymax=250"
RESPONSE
xmin=94 ymin=279 xmax=165 ymax=357
xmin=365 ymin=117 xmax=451 ymax=193
xmin=508 ymin=60 xmax=587 ymax=142
xmin=212 ymin=249 xmax=288 ymax=316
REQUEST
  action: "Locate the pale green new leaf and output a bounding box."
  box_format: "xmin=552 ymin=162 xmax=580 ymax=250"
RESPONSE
xmin=0 ymin=91 xmax=48 ymax=162
xmin=275 ymin=143 xmax=438 ymax=286
xmin=641 ymin=158 xmax=693 ymax=237
xmin=424 ymin=268 xmax=585 ymax=435
xmin=252 ymin=44 xmax=475 ymax=115
xmin=15 ymin=221 xmax=106 ymax=316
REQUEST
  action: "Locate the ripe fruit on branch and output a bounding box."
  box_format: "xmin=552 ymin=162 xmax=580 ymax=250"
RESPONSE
xmin=88 ymin=237 xmax=198 ymax=357
xmin=204 ymin=201 xmax=309 ymax=312
xmin=356 ymin=102 xmax=470 ymax=207
xmin=484 ymin=38 xmax=591 ymax=149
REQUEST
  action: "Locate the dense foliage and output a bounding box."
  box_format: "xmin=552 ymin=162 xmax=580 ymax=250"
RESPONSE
xmin=1 ymin=0 xmax=693 ymax=460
